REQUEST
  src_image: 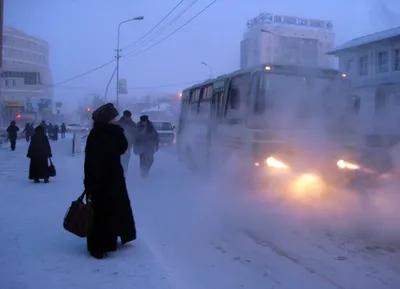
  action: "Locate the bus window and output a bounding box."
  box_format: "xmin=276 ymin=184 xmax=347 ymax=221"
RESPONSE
xmin=214 ymin=91 xmax=224 ymax=118
xmin=253 ymin=74 xmax=265 ymax=115
xmin=188 ymin=88 xmax=201 ymax=117
xmin=226 ymin=75 xmax=250 ymax=119
xmin=198 ymin=86 xmax=212 ymax=119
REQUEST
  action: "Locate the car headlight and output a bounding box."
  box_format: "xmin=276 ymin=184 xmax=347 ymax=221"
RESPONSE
xmin=265 ymin=156 xmax=289 ymax=169
xmin=337 ymin=159 xmax=360 ymax=170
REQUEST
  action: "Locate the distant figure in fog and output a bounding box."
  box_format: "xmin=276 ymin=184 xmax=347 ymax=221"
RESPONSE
xmin=40 ymin=120 xmax=46 ymax=129
xmin=27 ymin=125 xmax=52 ymax=183
xmin=134 ymin=115 xmax=159 ymax=178
xmin=23 ymin=123 xmax=34 ymax=142
xmin=60 ymin=123 xmax=67 ymax=139
xmin=52 ymin=124 xmax=59 ymax=141
xmin=6 ymin=120 xmax=20 ymax=151
xmin=117 ymin=110 xmax=136 ymax=176
xmin=84 ymin=103 xmax=136 ymax=259
xmin=47 ymin=123 xmax=53 ymax=139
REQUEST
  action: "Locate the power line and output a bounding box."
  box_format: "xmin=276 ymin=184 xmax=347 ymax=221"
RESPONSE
xmin=125 ymin=0 xmax=217 ymax=58
xmin=32 ymin=59 xmax=116 ymax=91
xmin=39 ymin=79 xmax=205 ymax=91
xmin=126 ymin=0 xmax=199 ymax=53
xmin=121 ymin=0 xmax=185 ymax=51
xmin=52 ymin=59 xmax=116 ymax=86
xmin=27 ymin=0 xmax=216 ymax=91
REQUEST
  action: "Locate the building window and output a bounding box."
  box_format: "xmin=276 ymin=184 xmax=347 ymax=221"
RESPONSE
xmin=24 ymin=72 xmax=38 ymax=85
xmin=376 ymin=51 xmax=389 ymax=73
xmin=5 ymin=80 xmax=9 ymax=87
xmin=12 ymin=80 xmax=16 ymax=87
xmin=394 ymin=49 xmax=400 ymax=71
xmin=359 ymin=55 xmax=368 ymax=76
xmin=346 ymin=59 xmax=353 ymax=72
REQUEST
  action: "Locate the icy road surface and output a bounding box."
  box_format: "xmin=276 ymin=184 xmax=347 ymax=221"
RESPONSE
xmin=1 ymin=136 xmax=400 ymax=289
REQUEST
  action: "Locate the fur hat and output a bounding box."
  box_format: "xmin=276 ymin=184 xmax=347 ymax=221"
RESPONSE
xmin=140 ymin=115 xmax=149 ymax=122
xmin=92 ymin=103 xmax=119 ymax=123
xmin=123 ymin=110 xmax=132 ymax=117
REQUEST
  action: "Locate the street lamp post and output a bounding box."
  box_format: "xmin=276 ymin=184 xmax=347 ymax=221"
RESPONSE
xmin=116 ymin=16 xmax=144 ymax=108
xmin=201 ymin=61 xmax=212 ymax=79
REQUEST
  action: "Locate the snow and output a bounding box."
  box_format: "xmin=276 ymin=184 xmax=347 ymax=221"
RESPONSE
xmin=0 ymin=138 xmax=172 ymax=289
xmin=1 ymin=135 xmax=400 ymax=289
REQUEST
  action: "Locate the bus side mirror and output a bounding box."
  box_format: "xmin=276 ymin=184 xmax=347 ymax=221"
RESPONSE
xmin=172 ymin=125 xmax=176 ymax=130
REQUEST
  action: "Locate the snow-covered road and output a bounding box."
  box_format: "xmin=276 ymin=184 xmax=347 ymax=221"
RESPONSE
xmin=1 ymin=136 xmax=400 ymax=289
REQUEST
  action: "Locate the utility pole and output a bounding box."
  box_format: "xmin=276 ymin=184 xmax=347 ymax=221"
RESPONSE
xmin=115 ymin=16 xmax=144 ymax=108
xmin=0 ymin=0 xmax=4 ymax=127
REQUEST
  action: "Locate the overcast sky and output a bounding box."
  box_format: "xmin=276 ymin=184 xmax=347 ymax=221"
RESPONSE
xmin=4 ymin=0 xmax=400 ymax=108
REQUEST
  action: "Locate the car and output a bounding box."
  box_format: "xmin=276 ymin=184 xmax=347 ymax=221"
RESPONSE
xmin=66 ymin=124 xmax=88 ymax=133
xmin=152 ymin=121 xmax=175 ymax=146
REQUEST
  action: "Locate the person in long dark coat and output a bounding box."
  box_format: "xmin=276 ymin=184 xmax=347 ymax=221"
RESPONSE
xmin=52 ymin=125 xmax=59 ymax=141
xmin=22 ymin=123 xmax=33 ymax=142
xmin=6 ymin=120 xmax=20 ymax=151
xmin=60 ymin=123 xmax=67 ymax=139
xmin=84 ymin=103 xmax=136 ymax=259
xmin=47 ymin=123 xmax=53 ymax=139
xmin=27 ymin=125 xmax=52 ymax=183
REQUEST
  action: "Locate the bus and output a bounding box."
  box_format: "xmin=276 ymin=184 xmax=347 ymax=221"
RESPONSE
xmin=177 ymin=63 xmax=362 ymax=193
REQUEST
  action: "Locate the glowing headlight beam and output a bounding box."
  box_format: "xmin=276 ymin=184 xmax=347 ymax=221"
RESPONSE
xmin=266 ymin=157 xmax=289 ymax=169
xmin=337 ymin=159 xmax=360 ymax=170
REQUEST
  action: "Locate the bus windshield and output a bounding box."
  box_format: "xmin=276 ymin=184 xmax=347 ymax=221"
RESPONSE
xmin=254 ymin=73 xmax=346 ymax=121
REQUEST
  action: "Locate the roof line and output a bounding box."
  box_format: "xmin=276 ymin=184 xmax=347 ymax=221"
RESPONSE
xmin=327 ymin=26 xmax=400 ymax=54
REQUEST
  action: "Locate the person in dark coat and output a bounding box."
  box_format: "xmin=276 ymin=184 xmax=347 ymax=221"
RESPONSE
xmin=27 ymin=125 xmax=52 ymax=183
xmin=60 ymin=123 xmax=67 ymax=139
xmin=47 ymin=123 xmax=53 ymax=139
xmin=117 ymin=110 xmax=136 ymax=176
xmin=52 ymin=124 xmax=59 ymax=141
xmin=6 ymin=120 xmax=20 ymax=151
xmin=29 ymin=123 xmax=35 ymax=139
xmin=134 ymin=115 xmax=159 ymax=178
xmin=22 ymin=123 xmax=33 ymax=142
xmin=40 ymin=120 xmax=47 ymax=129
xmin=84 ymin=103 xmax=136 ymax=259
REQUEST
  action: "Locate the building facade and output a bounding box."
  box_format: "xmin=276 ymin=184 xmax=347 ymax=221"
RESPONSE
xmin=240 ymin=13 xmax=335 ymax=69
xmin=328 ymin=27 xmax=400 ymax=135
xmin=0 ymin=26 xmax=53 ymax=123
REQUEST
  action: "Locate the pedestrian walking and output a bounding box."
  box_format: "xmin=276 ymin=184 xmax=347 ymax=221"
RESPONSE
xmin=134 ymin=115 xmax=159 ymax=178
xmin=117 ymin=110 xmax=136 ymax=177
xmin=27 ymin=125 xmax=52 ymax=183
xmin=40 ymin=120 xmax=47 ymax=129
xmin=22 ymin=123 xmax=34 ymax=142
xmin=6 ymin=120 xmax=20 ymax=151
xmin=61 ymin=123 xmax=67 ymax=139
xmin=47 ymin=123 xmax=53 ymax=139
xmin=52 ymin=124 xmax=59 ymax=141
xmin=84 ymin=103 xmax=136 ymax=259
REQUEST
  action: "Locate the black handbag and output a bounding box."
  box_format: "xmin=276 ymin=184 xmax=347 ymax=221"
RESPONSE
xmin=63 ymin=191 xmax=93 ymax=238
xmin=48 ymin=158 xmax=56 ymax=177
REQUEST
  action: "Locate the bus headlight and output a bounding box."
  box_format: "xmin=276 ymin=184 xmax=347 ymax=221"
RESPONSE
xmin=337 ymin=159 xmax=360 ymax=170
xmin=265 ymin=156 xmax=289 ymax=169
xmin=289 ymin=173 xmax=326 ymax=199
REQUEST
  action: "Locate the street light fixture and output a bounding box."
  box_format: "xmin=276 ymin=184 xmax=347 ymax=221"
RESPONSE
xmin=261 ymin=29 xmax=279 ymax=36
xmin=201 ymin=61 xmax=212 ymax=79
xmin=116 ymin=16 xmax=144 ymax=108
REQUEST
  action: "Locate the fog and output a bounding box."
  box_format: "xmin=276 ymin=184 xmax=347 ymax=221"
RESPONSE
xmin=5 ymin=0 xmax=400 ymax=112
xmin=4 ymin=0 xmax=400 ymax=287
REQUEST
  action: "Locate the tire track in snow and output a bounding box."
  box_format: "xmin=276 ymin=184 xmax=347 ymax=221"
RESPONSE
xmin=242 ymin=229 xmax=349 ymax=289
